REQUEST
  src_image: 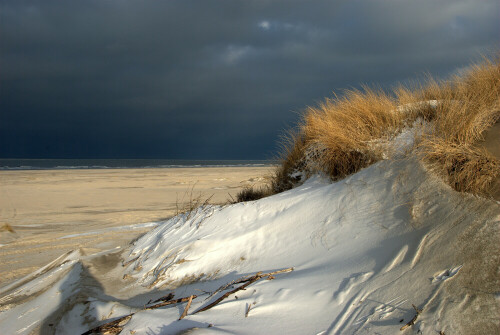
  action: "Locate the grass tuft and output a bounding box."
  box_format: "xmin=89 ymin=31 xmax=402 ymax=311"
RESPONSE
xmin=175 ymin=183 xmax=214 ymax=218
xmin=271 ymin=55 xmax=500 ymax=197
xmin=271 ymin=130 xmax=307 ymax=193
xmin=420 ymin=138 xmax=499 ymax=195
xmin=236 ymin=186 xmax=273 ymax=202
xmin=1 ymin=223 xmax=15 ymax=233
xmin=272 ymin=86 xmax=405 ymax=188
xmin=418 ymin=57 xmax=500 ymax=195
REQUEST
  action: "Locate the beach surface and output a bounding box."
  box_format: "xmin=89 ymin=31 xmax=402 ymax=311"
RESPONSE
xmin=0 ymin=166 xmax=272 ymax=287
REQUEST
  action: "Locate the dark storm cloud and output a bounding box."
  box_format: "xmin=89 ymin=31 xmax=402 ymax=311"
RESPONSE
xmin=1 ymin=0 xmax=499 ymax=158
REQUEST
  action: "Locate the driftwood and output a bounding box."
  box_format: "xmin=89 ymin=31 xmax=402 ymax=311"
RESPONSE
xmin=148 ymin=292 xmax=174 ymax=304
xmin=205 ymin=272 xmax=261 ymax=300
xmin=144 ymin=295 xmax=198 ymax=310
xmin=194 ymin=276 xmax=260 ymax=314
xmin=261 ymin=268 xmax=294 ymax=277
xmin=206 ymin=267 xmax=293 ymax=300
xmin=194 ymin=267 xmax=294 ymax=314
xmin=245 ymin=303 xmax=252 ymax=317
xmin=81 ymin=267 xmax=293 ymax=334
xmin=400 ymin=304 xmax=422 ymax=331
xmin=179 ymin=295 xmax=195 ymax=320
xmin=81 ymin=314 xmax=134 ymax=335
xmin=81 ymin=295 xmax=196 ymax=335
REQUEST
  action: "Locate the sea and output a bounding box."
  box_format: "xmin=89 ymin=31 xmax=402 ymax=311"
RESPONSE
xmin=0 ymin=159 xmax=277 ymax=170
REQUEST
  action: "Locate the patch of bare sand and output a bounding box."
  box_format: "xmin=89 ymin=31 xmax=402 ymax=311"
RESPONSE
xmin=0 ymin=166 xmax=273 ymax=287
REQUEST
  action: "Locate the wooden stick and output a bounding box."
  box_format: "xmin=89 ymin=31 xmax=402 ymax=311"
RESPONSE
xmin=81 ymin=314 xmax=134 ymax=335
xmin=245 ymin=303 xmax=251 ymax=317
xmin=205 ymin=272 xmax=260 ymax=300
xmin=232 ymin=268 xmax=293 ymax=285
xmin=262 ymin=267 xmax=294 ymax=277
xmin=179 ymin=295 xmax=194 ymax=320
xmin=149 ymin=292 xmax=174 ymax=304
xmin=145 ymin=295 xmax=198 ymax=310
xmin=81 ymin=295 xmax=198 ymax=335
xmin=194 ymin=276 xmax=260 ymax=314
xmin=207 ymin=267 xmax=294 ymax=299
xmin=400 ymin=304 xmax=422 ymax=331
xmin=194 ymin=268 xmax=293 ymax=314
xmin=82 ymin=267 xmax=294 ymax=334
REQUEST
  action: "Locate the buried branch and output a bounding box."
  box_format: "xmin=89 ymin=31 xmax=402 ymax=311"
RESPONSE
xmin=194 ymin=275 xmax=260 ymax=314
xmin=194 ymin=267 xmax=294 ymax=314
xmin=179 ymin=295 xmax=195 ymax=320
xmin=81 ymin=314 xmax=134 ymax=335
xmin=206 ymin=267 xmax=294 ymax=300
xmin=81 ymin=295 xmax=196 ymax=335
xmin=144 ymin=295 xmax=198 ymax=310
xmin=400 ymin=304 xmax=423 ymax=331
xmin=81 ymin=267 xmax=293 ymax=335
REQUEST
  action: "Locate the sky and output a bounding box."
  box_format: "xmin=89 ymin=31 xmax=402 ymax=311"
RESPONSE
xmin=1 ymin=0 xmax=499 ymax=160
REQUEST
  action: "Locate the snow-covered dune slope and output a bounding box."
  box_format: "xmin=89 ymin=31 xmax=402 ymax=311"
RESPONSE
xmin=0 ymin=157 xmax=499 ymax=334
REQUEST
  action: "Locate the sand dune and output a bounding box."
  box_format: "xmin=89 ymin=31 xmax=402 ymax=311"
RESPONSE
xmin=1 ymin=158 xmax=498 ymax=335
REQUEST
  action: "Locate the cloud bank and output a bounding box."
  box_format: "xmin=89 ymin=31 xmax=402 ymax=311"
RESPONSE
xmin=1 ymin=0 xmax=498 ymax=158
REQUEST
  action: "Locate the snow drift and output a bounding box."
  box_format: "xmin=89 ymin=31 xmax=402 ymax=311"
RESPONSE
xmin=1 ymin=151 xmax=498 ymax=335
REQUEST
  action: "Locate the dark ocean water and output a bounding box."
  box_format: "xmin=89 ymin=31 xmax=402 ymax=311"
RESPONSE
xmin=0 ymin=159 xmax=277 ymax=170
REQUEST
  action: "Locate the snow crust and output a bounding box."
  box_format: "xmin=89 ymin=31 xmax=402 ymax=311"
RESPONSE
xmin=0 ymin=127 xmax=499 ymax=334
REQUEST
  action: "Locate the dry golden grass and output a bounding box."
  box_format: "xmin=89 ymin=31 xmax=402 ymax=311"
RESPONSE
xmin=303 ymin=87 xmax=403 ymax=180
xmin=420 ymin=138 xmax=499 ymax=195
xmin=418 ymin=57 xmax=500 ymax=195
xmin=394 ymin=84 xmax=437 ymax=122
xmin=304 ymin=87 xmax=400 ymax=148
xmin=235 ymin=185 xmax=273 ymax=202
xmin=272 ymin=86 xmax=407 ymax=188
xmin=271 ymin=129 xmax=307 ymax=193
xmin=1 ymin=222 xmax=15 ymax=233
xmin=432 ymin=59 xmax=499 ymax=144
xmin=175 ymin=183 xmax=214 ymax=218
xmin=272 ymin=55 xmax=500 ymax=197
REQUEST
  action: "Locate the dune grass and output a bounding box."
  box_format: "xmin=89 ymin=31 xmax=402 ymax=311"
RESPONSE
xmin=272 ymin=86 xmax=411 ymax=191
xmin=271 ymin=130 xmax=307 ymax=193
xmin=419 ymin=58 xmax=500 ymax=195
xmin=302 ymin=87 xmax=402 ymax=178
xmin=272 ymin=56 xmax=500 ymax=197
xmin=420 ymin=138 xmax=499 ymax=194
xmin=235 ymin=185 xmax=273 ymax=202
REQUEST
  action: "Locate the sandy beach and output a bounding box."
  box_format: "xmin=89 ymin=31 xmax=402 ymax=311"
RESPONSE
xmin=0 ymin=166 xmax=272 ymax=287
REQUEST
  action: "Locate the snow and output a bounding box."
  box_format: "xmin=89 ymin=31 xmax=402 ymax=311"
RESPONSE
xmin=0 ymin=128 xmax=499 ymax=334
xmin=395 ymin=100 xmax=439 ymax=113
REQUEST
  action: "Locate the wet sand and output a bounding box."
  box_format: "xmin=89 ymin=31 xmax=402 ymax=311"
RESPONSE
xmin=0 ymin=166 xmax=273 ymax=287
